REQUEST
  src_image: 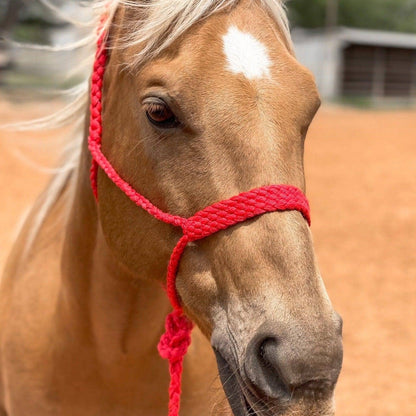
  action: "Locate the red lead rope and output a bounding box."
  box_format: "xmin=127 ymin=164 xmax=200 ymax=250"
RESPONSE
xmin=88 ymin=29 xmax=311 ymax=416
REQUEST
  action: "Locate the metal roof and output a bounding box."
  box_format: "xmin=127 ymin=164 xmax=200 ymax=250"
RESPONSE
xmin=338 ymin=27 xmax=416 ymax=49
xmin=292 ymin=27 xmax=416 ymax=50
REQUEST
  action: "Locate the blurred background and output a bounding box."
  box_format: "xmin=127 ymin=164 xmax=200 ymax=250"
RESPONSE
xmin=2 ymin=0 xmax=416 ymax=102
xmin=0 ymin=0 xmax=91 ymax=91
xmin=290 ymin=0 xmax=416 ymax=106
xmin=0 ymin=1 xmax=415 ymax=415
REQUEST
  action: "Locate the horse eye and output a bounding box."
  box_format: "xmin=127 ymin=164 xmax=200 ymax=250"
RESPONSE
xmin=144 ymin=100 xmax=180 ymax=129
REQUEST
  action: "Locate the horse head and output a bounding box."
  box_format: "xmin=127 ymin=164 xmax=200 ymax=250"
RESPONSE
xmin=96 ymin=1 xmax=343 ymax=414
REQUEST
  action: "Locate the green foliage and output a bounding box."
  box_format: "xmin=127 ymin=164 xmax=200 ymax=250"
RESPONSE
xmin=12 ymin=23 xmax=49 ymax=44
xmin=288 ymin=0 xmax=327 ymax=28
xmin=288 ymin=0 xmax=416 ymax=33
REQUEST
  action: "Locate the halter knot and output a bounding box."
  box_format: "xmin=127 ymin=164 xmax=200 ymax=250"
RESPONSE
xmin=158 ymin=311 xmax=193 ymax=362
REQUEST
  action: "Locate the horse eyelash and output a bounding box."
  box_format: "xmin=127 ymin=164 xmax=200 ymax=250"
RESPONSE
xmin=146 ymin=102 xmax=166 ymax=113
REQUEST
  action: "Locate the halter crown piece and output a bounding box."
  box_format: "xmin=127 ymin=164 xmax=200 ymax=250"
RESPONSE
xmin=88 ymin=29 xmax=311 ymax=416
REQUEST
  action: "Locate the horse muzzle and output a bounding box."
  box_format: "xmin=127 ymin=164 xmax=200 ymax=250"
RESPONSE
xmin=212 ymin=316 xmax=343 ymax=416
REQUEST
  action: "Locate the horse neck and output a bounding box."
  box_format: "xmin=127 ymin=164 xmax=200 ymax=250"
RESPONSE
xmin=59 ymin=136 xmax=172 ymax=365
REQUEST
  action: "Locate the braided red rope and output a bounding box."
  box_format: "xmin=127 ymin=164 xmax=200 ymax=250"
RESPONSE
xmin=88 ymin=24 xmax=311 ymax=416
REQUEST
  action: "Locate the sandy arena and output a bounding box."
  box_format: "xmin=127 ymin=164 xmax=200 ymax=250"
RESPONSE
xmin=0 ymin=101 xmax=415 ymax=415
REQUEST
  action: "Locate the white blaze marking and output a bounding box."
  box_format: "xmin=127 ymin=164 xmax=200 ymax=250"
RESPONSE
xmin=222 ymin=25 xmax=271 ymax=79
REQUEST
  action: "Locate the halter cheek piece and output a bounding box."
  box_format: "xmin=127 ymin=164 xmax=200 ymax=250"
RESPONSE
xmin=88 ymin=31 xmax=311 ymax=416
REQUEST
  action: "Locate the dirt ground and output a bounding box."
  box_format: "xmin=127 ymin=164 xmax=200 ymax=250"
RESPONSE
xmin=0 ymin=101 xmax=415 ymax=415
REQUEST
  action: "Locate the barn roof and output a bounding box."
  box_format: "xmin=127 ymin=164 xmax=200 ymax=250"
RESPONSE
xmin=292 ymin=27 xmax=416 ymax=50
xmin=339 ymin=27 xmax=416 ymax=50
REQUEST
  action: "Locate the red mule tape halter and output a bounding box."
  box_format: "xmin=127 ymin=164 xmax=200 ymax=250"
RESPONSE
xmin=88 ymin=29 xmax=311 ymax=416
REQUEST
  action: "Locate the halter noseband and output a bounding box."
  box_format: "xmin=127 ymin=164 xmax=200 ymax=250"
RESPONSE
xmin=88 ymin=30 xmax=311 ymax=416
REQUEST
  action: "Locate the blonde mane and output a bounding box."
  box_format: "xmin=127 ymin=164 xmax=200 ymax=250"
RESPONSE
xmin=5 ymin=0 xmax=292 ymax=254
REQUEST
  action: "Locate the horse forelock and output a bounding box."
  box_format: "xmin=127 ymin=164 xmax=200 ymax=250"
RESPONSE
xmin=104 ymin=0 xmax=292 ymax=67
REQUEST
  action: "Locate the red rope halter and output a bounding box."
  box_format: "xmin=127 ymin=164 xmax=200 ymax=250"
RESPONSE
xmin=88 ymin=30 xmax=311 ymax=416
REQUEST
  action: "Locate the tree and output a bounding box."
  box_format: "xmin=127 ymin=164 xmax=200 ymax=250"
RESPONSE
xmin=288 ymin=0 xmax=328 ymax=29
xmin=288 ymin=0 xmax=416 ymax=33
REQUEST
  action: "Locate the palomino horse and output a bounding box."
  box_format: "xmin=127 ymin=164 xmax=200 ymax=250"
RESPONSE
xmin=0 ymin=1 xmax=343 ymax=415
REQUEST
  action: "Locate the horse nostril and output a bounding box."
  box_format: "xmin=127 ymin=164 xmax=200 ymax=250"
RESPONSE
xmin=245 ymin=335 xmax=290 ymax=399
xmin=244 ymin=328 xmax=343 ymax=401
xmin=259 ymin=337 xmax=278 ymax=367
xmin=258 ymin=337 xmax=293 ymax=391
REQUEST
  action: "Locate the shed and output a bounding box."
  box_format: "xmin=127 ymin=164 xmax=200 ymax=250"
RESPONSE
xmin=292 ymin=27 xmax=416 ymax=101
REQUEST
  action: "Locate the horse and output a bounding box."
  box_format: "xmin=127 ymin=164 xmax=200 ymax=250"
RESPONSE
xmin=0 ymin=1 xmax=343 ymax=415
